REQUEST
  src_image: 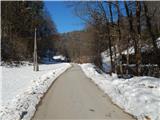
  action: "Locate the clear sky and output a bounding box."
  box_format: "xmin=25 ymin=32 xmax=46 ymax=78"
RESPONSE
xmin=44 ymin=1 xmax=85 ymax=33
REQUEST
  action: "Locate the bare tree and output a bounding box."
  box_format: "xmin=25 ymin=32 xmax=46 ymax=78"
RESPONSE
xmin=135 ymin=1 xmax=142 ymax=75
xmin=143 ymin=1 xmax=159 ymax=51
xmin=124 ymin=1 xmax=133 ymax=75
xmin=115 ymin=1 xmax=123 ymax=75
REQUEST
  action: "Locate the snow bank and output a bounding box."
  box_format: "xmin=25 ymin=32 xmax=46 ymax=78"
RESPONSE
xmin=80 ymin=63 xmax=160 ymax=120
xmin=1 ymin=63 xmax=69 ymax=105
xmin=0 ymin=63 xmax=71 ymax=120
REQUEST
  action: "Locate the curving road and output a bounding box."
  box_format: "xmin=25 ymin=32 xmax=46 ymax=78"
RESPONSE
xmin=33 ymin=64 xmax=135 ymax=120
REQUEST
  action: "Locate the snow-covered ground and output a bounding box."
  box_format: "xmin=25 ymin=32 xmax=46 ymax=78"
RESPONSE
xmin=101 ymin=46 xmax=135 ymax=72
xmin=80 ymin=63 xmax=160 ymax=120
xmin=0 ymin=63 xmax=71 ymax=120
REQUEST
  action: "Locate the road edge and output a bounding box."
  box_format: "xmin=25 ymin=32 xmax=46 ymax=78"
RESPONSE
xmin=31 ymin=64 xmax=72 ymax=120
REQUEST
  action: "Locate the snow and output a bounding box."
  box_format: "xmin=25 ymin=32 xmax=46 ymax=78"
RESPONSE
xmin=101 ymin=43 xmax=157 ymax=73
xmin=80 ymin=63 xmax=160 ymax=120
xmin=101 ymin=36 xmax=160 ymax=69
xmin=53 ymin=55 xmax=66 ymax=61
xmin=101 ymin=51 xmax=111 ymax=73
xmin=122 ymin=46 xmax=135 ymax=55
xmin=101 ymin=47 xmax=135 ymax=73
xmin=0 ymin=63 xmax=71 ymax=120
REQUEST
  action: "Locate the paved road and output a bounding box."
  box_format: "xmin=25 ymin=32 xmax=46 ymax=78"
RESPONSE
xmin=33 ymin=64 xmax=135 ymax=120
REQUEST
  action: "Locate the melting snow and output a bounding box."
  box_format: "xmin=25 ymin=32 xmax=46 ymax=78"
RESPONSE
xmin=0 ymin=63 xmax=71 ymax=120
xmin=80 ymin=63 xmax=160 ymax=120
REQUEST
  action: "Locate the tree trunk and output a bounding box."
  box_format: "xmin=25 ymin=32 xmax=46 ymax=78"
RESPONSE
xmin=33 ymin=28 xmax=39 ymax=71
xmin=114 ymin=45 xmax=117 ymax=74
xmin=126 ymin=38 xmax=130 ymax=75
xmin=135 ymin=1 xmax=142 ymax=76
xmin=143 ymin=2 xmax=160 ymax=68
xmin=124 ymin=1 xmax=137 ymax=75
xmin=143 ymin=1 xmax=158 ymax=51
xmin=116 ymin=1 xmax=123 ymax=75
xmin=108 ymin=2 xmax=114 ymax=75
xmin=108 ymin=35 xmax=113 ymax=75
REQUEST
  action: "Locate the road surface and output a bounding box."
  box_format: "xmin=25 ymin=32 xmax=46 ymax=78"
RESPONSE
xmin=33 ymin=64 xmax=135 ymax=120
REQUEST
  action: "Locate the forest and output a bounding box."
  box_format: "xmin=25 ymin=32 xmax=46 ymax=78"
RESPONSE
xmin=1 ymin=1 xmax=160 ymax=77
xmin=1 ymin=1 xmax=58 ymax=62
xmin=56 ymin=1 xmax=160 ymax=77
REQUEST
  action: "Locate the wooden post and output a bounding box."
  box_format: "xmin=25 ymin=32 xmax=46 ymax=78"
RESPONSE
xmin=33 ymin=28 xmax=39 ymax=71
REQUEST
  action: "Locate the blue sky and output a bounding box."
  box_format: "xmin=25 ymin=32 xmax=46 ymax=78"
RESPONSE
xmin=44 ymin=1 xmax=85 ymax=33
